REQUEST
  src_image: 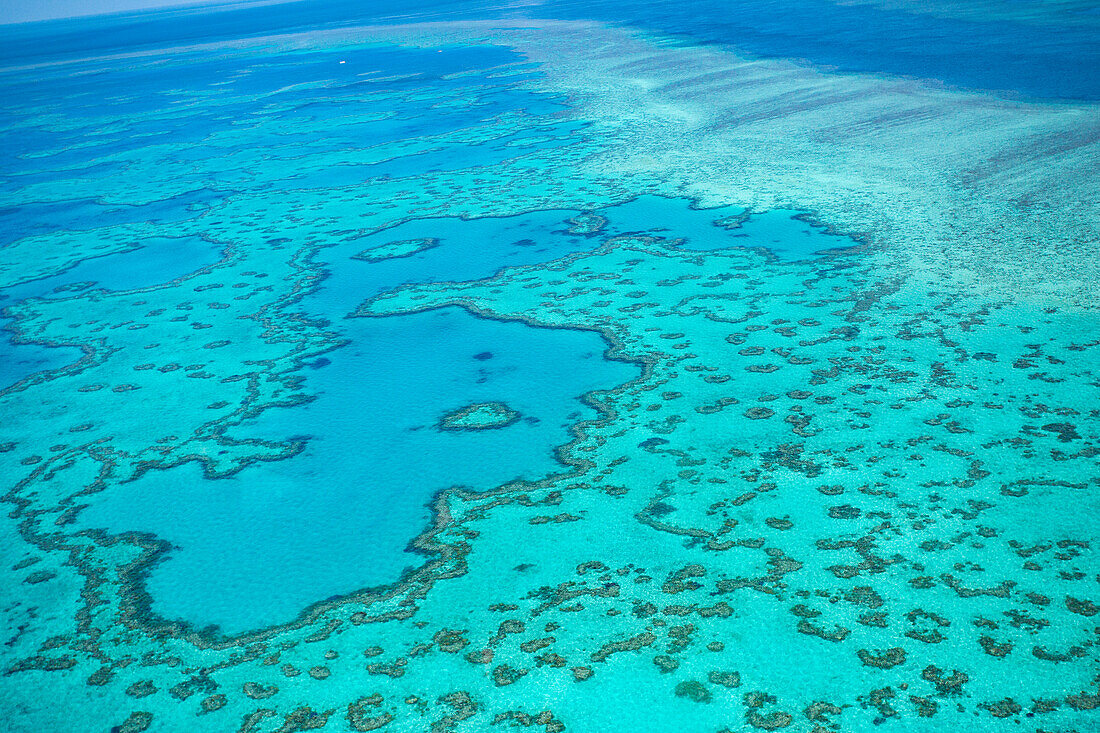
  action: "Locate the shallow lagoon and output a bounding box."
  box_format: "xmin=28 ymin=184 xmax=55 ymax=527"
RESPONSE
xmin=51 ymin=194 xmax=851 ymax=632
xmin=0 ymin=330 xmax=81 ymax=390
xmin=0 ymin=235 xmax=223 ymax=388
xmin=78 ymin=306 xmax=637 ymax=634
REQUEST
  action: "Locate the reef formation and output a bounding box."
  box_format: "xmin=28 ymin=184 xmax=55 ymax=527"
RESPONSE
xmin=439 ymin=402 xmax=522 ymax=431
xmin=0 ymin=7 xmax=1097 ymax=733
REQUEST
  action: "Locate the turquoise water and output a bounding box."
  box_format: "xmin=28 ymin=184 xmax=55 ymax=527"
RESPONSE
xmin=1 ymin=1 xmax=1098 ymax=732
xmin=0 ymin=235 xmax=223 ymax=387
xmin=2 ymin=236 xmax=223 ymax=298
xmin=68 ymin=198 xmax=836 ymax=635
xmin=0 ymin=330 xmax=82 ymax=389
xmin=78 ymin=306 xmax=634 ymax=635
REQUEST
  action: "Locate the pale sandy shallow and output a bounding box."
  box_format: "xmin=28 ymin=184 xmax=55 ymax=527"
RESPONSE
xmin=345 ymin=18 xmax=1100 ymax=309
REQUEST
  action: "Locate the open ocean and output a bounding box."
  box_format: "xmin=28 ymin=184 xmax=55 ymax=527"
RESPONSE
xmin=1 ymin=0 xmax=1098 ymax=730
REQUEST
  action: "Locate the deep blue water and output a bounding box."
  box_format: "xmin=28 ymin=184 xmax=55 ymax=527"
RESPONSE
xmin=542 ymin=0 xmax=1100 ymax=101
xmin=0 ymin=43 xmax=546 ymax=181
xmin=4 ymin=0 xmax=1098 ymax=100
